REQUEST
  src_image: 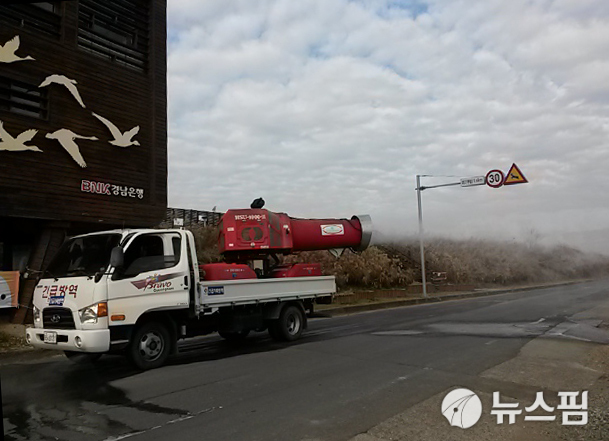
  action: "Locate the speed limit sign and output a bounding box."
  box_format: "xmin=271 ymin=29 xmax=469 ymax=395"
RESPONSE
xmin=486 ymin=169 xmax=505 ymax=188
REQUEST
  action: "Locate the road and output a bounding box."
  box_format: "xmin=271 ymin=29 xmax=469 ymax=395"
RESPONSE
xmin=2 ymin=280 xmax=609 ymax=441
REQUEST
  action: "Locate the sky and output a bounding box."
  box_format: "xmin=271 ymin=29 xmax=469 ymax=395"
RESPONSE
xmin=166 ymin=0 xmax=609 ymax=253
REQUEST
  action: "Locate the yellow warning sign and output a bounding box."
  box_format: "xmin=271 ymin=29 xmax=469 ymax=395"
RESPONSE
xmin=503 ymin=163 xmax=528 ymax=185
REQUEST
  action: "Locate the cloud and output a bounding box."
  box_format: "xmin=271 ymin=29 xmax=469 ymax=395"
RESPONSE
xmin=167 ymin=0 xmax=609 ymax=253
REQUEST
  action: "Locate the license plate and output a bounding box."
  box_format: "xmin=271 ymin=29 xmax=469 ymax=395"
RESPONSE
xmin=44 ymin=331 xmax=57 ymax=344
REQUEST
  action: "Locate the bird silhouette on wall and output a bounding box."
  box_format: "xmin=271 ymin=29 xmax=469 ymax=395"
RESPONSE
xmin=92 ymin=112 xmax=140 ymax=147
xmin=46 ymin=129 xmax=98 ymax=168
xmin=0 ymin=121 xmax=41 ymax=152
xmin=0 ymin=36 xmax=34 ymax=63
xmin=39 ymin=74 xmax=86 ymax=108
xmin=0 ymin=39 xmax=145 ymax=168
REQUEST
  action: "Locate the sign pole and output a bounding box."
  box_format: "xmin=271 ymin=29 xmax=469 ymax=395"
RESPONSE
xmin=416 ymin=175 xmax=427 ymax=298
xmin=412 ymin=167 xmax=525 ymax=300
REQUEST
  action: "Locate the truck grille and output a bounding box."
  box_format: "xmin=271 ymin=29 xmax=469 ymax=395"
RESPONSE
xmin=43 ymin=307 xmax=76 ymax=329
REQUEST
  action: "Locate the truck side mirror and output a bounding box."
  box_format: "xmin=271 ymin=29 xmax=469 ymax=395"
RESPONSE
xmin=110 ymin=246 xmax=124 ymax=268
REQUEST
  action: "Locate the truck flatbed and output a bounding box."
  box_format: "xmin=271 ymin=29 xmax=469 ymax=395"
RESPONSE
xmin=198 ymin=276 xmax=336 ymax=309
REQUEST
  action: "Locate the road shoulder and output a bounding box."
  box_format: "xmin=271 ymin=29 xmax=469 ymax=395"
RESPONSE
xmin=346 ymin=300 xmax=609 ymax=441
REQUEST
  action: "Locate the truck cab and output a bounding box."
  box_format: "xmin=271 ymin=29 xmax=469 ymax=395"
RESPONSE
xmin=26 ymin=229 xmax=197 ymax=368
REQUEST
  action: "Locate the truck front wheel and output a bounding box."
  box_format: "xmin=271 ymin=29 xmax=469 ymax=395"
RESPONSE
xmin=129 ymin=322 xmax=171 ymax=370
xmin=272 ymin=305 xmax=305 ymax=342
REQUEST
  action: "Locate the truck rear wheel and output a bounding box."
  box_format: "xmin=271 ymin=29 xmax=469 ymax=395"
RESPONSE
xmin=129 ymin=322 xmax=171 ymax=370
xmin=273 ymin=305 xmax=305 ymax=341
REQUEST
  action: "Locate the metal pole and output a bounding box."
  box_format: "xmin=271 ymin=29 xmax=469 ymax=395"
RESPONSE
xmin=420 ymin=181 xmax=461 ymax=190
xmin=416 ymin=175 xmax=427 ymax=298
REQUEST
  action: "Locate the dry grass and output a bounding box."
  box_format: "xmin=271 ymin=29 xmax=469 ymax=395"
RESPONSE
xmin=0 ymin=331 xmax=27 ymax=353
xmin=189 ymin=224 xmax=223 ymax=264
xmin=388 ymin=237 xmax=609 ymax=286
xmin=188 ymin=226 xmax=609 ymax=289
xmin=284 ymin=247 xmax=415 ymax=289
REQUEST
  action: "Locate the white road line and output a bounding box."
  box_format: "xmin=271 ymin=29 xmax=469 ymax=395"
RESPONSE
xmin=102 ymin=407 xmax=219 ymax=441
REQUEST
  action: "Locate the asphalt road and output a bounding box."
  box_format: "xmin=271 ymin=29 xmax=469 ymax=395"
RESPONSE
xmin=2 ymin=280 xmax=609 ymax=441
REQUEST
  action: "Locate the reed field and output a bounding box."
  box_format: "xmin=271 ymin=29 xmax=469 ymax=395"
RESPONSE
xmin=189 ymin=225 xmax=609 ymax=289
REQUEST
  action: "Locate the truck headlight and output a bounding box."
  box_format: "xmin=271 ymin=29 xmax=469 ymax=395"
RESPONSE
xmin=79 ymin=302 xmax=108 ymax=324
xmin=33 ymin=306 xmax=41 ymax=324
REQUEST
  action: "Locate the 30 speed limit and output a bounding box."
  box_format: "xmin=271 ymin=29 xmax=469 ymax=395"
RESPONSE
xmin=486 ymin=170 xmax=505 ymax=188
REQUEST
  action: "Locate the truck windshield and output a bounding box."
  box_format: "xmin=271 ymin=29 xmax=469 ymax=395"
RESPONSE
xmin=46 ymin=234 xmax=121 ymax=278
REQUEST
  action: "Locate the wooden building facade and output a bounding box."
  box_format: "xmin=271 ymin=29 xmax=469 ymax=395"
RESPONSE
xmin=0 ymin=0 xmax=167 ymax=322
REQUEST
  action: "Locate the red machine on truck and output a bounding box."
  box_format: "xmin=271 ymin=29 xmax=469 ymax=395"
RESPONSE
xmin=26 ymin=208 xmax=372 ymax=369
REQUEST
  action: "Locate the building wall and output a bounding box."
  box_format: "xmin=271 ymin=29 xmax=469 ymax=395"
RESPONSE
xmin=0 ymin=1 xmax=168 ymax=320
xmin=0 ymin=0 xmax=167 ymax=227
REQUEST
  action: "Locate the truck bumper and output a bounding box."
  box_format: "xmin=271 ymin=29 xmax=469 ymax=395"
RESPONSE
xmin=25 ymin=327 xmax=110 ymax=353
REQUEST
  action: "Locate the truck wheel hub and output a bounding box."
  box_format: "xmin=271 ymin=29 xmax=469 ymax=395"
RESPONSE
xmin=139 ymin=332 xmax=163 ymax=360
xmin=287 ymin=314 xmax=300 ymax=334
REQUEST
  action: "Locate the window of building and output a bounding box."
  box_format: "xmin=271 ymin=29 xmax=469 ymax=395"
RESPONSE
xmin=31 ymin=3 xmax=59 ymax=13
xmin=0 ymin=76 xmax=49 ymax=120
xmin=0 ymin=3 xmax=62 ymax=39
xmin=77 ymin=0 xmax=149 ymax=72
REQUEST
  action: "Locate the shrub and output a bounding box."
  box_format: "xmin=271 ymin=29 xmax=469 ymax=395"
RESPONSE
xmin=386 ymin=237 xmax=609 ymax=286
xmin=189 ymin=225 xmax=222 ymax=264
xmin=285 ymin=247 xmax=415 ymax=289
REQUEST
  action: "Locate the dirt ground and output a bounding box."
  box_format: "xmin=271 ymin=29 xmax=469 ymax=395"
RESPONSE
xmin=0 ymin=321 xmax=29 ymax=354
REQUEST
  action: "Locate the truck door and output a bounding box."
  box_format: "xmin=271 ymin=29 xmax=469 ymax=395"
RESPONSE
xmin=107 ymin=231 xmax=190 ymax=326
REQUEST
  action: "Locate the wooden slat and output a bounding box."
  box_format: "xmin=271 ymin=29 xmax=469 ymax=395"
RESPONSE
xmin=0 ymin=4 xmax=62 ymax=39
xmin=79 ymin=1 xmax=150 ymax=34
xmin=77 ymin=0 xmax=149 ymax=71
xmin=0 ymin=0 xmax=167 ymax=228
xmin=0 ymin=75 xmax=49 ymax=119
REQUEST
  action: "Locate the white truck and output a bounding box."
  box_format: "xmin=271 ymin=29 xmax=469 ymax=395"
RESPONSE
xmin=25 ymin=209 xmax=371 ymax=369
